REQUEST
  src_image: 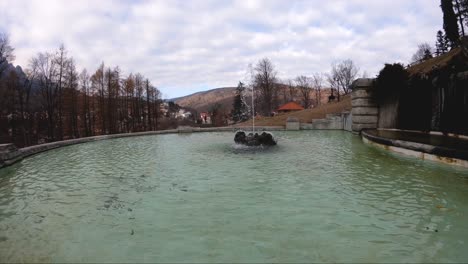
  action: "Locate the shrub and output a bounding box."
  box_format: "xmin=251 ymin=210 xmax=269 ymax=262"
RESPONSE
xmin=375 ymin=63 xmax=409 ymax=103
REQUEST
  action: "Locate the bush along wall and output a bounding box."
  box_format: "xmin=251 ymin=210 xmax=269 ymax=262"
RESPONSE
xmin=373 ymin=44 xmax=468 ymax=135
xmin=374 ymin=63 xmax=409 ymax=129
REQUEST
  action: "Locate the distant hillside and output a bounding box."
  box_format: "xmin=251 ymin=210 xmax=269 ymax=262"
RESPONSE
xmin=173 ymin=85 xmax=335 ymax=114
xmin=173 ymin=87 xmax=238 ymax=113
xmin=235 ymin=95 xmax=352 ymax=127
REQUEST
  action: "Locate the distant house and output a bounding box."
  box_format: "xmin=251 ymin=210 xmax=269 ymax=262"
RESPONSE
xmin=277 ymin=102 xmax=305 ymax=113
xmin=200 ymin=112 xmax=211 ymax=124
xmin=175 ymin=109 xmax=192 ymax=119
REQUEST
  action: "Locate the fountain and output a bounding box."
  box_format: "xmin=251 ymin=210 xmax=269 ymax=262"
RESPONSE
xmin=234 ymin=84 xmax=277 ymax=146
xmin=234 ymin=130 xmax=277 ymax=146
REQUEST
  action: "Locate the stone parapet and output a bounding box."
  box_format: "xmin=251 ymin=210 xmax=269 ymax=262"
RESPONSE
xmin=0 ymin=144 xmax=24 ymax=168
xmin=0 ymin=126 xmax=286 ymax=168
xmin=352 ymin=123 xmax=379 ymax=132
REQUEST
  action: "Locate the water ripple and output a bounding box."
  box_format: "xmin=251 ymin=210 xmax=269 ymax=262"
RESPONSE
xmin=0 ymin=131 xmax=467 ymax=262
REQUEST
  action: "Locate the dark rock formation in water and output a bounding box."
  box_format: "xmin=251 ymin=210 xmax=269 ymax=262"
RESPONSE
xmin=234 ymin=131 xmax=277 ymax=146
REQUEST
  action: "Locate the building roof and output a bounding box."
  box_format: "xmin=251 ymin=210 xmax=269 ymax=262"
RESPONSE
xmin=278 ymin=102 xmax=305 ymax=111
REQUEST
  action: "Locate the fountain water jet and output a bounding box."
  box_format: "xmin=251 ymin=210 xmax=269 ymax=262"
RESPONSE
xmin=234 ymin=83 xmax=277 ymax=146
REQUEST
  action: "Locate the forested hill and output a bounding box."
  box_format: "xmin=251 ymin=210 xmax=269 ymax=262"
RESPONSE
xmin=173 ymin=87 xmax=237 ymax=112
xmin=173 ymin=85 xmax=334 ymax=114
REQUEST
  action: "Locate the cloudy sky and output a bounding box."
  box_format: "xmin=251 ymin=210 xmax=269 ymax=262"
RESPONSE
xmin=1 ymin=0 xmax=442 ymax=98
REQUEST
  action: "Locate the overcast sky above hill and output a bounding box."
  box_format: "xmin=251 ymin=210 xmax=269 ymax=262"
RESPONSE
xmin=1 ymin=0 xmax=441 ymax=98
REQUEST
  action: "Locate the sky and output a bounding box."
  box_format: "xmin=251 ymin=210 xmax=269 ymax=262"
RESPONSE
xmin=1 ymin=0 xmax=442 ymax=98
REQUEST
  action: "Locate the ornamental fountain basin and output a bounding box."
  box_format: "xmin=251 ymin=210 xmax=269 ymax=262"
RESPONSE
xmin=0 ymin=131 xmax=467 ymax=263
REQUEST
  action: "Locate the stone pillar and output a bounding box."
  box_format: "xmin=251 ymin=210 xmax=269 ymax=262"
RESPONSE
xmin=351 ymin=78 xmax=379 ymax=133
xmin=286 ymin=117 xmax=300 ymax=130
xmin=0 ymin=143 xmax=24 ymax=168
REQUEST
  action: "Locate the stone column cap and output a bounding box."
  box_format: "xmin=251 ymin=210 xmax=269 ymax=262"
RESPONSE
xmin=352 ymin=78 xmax=375 ymax=89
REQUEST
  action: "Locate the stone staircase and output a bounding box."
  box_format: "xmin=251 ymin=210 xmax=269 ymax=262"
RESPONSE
xmin=297 ymin=111 xmax=352 ymax=131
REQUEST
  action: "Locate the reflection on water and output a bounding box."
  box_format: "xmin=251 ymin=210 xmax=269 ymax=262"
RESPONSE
xmin=0 ymin=131 xmax=467 ymax=262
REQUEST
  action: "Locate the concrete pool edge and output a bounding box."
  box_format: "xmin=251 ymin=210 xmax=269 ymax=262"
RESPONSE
xmin=0 ymin=126 xmax=285 ymax=169
xmin=361 ymin=129 xmax=468 ymax=168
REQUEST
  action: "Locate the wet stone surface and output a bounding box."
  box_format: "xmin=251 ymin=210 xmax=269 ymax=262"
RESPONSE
xmin=234 ymin=131 xmax=277 ymax=146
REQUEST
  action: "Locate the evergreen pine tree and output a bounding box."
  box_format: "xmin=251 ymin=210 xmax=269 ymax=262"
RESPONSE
xmin=423 ymin=49 xmax=433 ymax=60
xmin=462 ymin=0 xmax=468 ymax=29
xmin=435 ymin=30 xmax=450 ymax=55
xmin=453 ymin=0 xmax=466 ymax=35
xmin=231 ymin=82 xmax=249 ymax=123
xmin=441 ymin=0 xmax=461 ymax=48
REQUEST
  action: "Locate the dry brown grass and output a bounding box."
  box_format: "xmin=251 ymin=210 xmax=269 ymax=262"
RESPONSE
xmin=234 ymin=95 xmax=352 ymax=127
xmin=408 ymin=47 xmax=462 ymax=75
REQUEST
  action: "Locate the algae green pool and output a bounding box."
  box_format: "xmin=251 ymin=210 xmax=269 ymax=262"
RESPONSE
xmin=1 ymin=131 xmax=468 ymax=262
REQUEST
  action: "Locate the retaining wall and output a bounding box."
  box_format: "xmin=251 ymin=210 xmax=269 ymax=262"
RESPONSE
xmin=362 ymin=129 xmax=468 ymax=168
xmin=286 ymin=117 xmax=301 ymax=131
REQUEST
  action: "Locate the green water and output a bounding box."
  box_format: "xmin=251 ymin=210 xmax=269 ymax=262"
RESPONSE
xmin=0 ymin=131 xmax=467 ymax=263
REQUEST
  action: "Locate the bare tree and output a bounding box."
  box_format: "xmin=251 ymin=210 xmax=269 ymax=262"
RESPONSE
xmin=19 ymin=68 xmax=35 ymax=146
xmin=123 ymin=74 xmax=135 ymax=132
xmin=0 ymin=32 xmax=15 ymax=76
xmin=30 ymin=52 xmax=58 ymax=140
xmin=65 ymin=58 xmax=79 ymax=138
xmin=145 ymin=78 xmax=153 ymax=130
xmin=79 ymin=69 xmax=93 ymax=136
xmin=53 ymin=44 xmax=69 ymax=140
xmin=105 ymin=66 xmax=120 ymax=134
xmin=149 ymin=85 xmax=161 ymax=130
xmin=327 ymin=59 xmax=359 ymax=101
xmin=312 ymin=73 xmax=324 ymax=107
xmin=295 ymin=75 xmax=312 ymax=109
xmin=288 ymin=79 xmax=296 ymax=102
xmin=411 ymin=43 xmax=433 ymax=64
xmin=91 ymin=63 xmax=106 ymax=134
xmin=3 ymin=71 xmax=20 ymax=143
xmin=0 ymin=42 xmax=167 ymax=146
xmin=253 ymin=58 xmax=277 ymax=115
xmin=134 ymin=73 xmax=144 ymax=131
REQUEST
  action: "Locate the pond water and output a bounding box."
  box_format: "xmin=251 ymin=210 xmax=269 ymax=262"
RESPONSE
xmin=0 ymin=131 xmax=468 ymax=263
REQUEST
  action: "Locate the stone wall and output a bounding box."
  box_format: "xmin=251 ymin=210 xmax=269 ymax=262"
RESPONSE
xmin=0 ymin=144 xmax=23 ymax=168
xmin=378 ymin=99 xmax=399 ymax=128
xmin=351 ymin=78 xmax=379 ymax=133
xmin=286 ymin=117 xmax=300 ymax=130
xmin=343 ymin=111 xmax=352 ymax=132
xmin=295 ymin=112 xmax=352 ymax=131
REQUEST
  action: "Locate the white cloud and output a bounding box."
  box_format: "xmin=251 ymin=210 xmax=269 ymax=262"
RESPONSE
xmin=1 ymin=0 xmax=442 ymax=98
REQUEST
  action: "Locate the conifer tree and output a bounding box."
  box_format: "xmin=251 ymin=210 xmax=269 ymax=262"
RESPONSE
xmin=411 ymin=43 xmax=433 ymax=63
xmin=435 ymin=30 xmax=450 ymax=55
xmin=231 ymin=82 xmax=249 ymax=123
xmin=453 ymin=0 xmax=466 ymax=35
xmin=441 ymin=0 xmax=461 ymax=48
xmin=461 ymin=0 xmax=468 ymax=29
